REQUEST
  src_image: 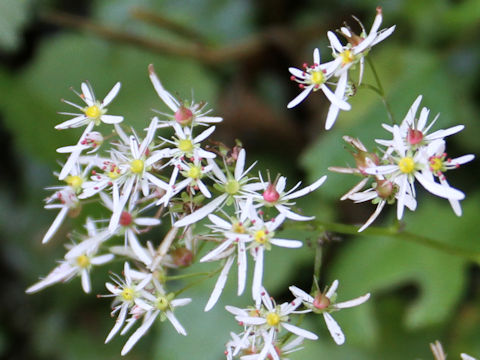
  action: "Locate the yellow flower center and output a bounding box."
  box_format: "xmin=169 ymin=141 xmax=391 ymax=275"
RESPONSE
xmin=310 ymin=71 xmax=325 ymax=85
xmin=430 ymin=157 xmax=443 ymax=172
xmin=107 ymin=165 xmax=121 ymax=179
xmin=76 ymin=255 xmax=90 ymax=268
xmin=187 ymin=165 xmax=201 ymax=179
xmin=130 ymin=159 xmax=144 ymax=174
xmin=84 ymin=105 xmax=102 ymax=119
xmin=178 ymin=139 xmax=194 ymax=153
xmin=156 ymin=296 xmax=170 ymax=311
xmin=398 ymin=157 xmax=415 ymax=174
xmin=340 ymin=49 xmax=355 ymax=65
xmin=266 ymin=312 xmax=280 ymax=326
xmin=121 ymin=287 xmax=135 ymax=302
xmin=232 ymin=222 xmax=245 ymax=234
xmin=65 ymin=175 xmax=83 ymax=191
xmin=225 ymin=179 xmax=240 ymax=195
xmin=254 ymin=230 xmax=268 ymax=244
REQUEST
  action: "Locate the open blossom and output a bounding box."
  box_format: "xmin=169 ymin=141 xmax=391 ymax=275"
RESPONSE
xmin=149 ymin=64 xmax=222 ymax=128
xmin=327 ymin=6 xmax=396 ymax=84
xmin=56 ymin=81 xmax=123 ymax=180
xmin=120 ymin=278 xmax=191 ymax=355
xmin=254 ymin=174 xmax=327 ymax=221
xmin=377 ymin=95 xmax=465 ymax=152
xmin=366 ymin=128 xmax=466 ymax=219
xmin=174 ymin=148 xmax=263 ymax=227
xmin=27 ymin=219 xmax=113 ymax=293
xmin=287 ymin=48 xmax=351 ymax=115
xmin=289 ymin=280 xmax=370 ymax=345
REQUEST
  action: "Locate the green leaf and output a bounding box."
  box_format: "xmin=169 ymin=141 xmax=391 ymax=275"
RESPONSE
xmin=329 ymin=192 xmax=480 ymax=347
xmin=0 ymin=0 xmax=30 ymax=51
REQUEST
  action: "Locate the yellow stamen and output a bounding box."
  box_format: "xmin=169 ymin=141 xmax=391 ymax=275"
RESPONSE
xmin=398 ymin=157 xmax=415 ymax=174
xmin=76 ymin=255 xmax=90 ymax=268
xmin=340 ymin=49 xmax=355 ymax=65
xmin=121 ymin=288 xmax=135 ymax=302
xmin=130 ymin=159 xmax=144 ymax=174
xmin=156 ymin=296 xmax=169 ymax=311
xmin=232 ymin=222 xmax=245 ymax=234
xmin=266 ymin=312 xmax=280 ymax=326
xmin=65 ymin=175 xmax=83 ymax=190
xmin=178 ymin=139 xmax=194 ymax=153
xmin=254 ymin=230 xmax=267 ymax=244
xmin=187 ymin=165 xmax=201 ymax=179
xmin=225 ymin=179 xmax=240 ymax=195
xmin=84 ymin=105 xmax=101 ymax=119
xmin=310 ymin=71 xmax=325 ymax=85
xmin=430 ymin=158 xmax=443 ymax=172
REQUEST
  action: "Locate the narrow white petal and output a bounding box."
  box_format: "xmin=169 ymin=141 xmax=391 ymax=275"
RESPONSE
xmin=42 ymin=206 xmax=69 ymax=244
xmin=285 ymin=175 xmax=327 ymax=200
xmin=235 ymin=149 xmax=246 ymax=180
xmin=102 ymin=82 xmax=121 ymax=106
xmin=335 ymin=293 xmax=371 ymax=308
xmin=105 ymin=304 xmax=128 ymax=343
xmin=81 ymin=269 xmax=91 ymax=293
xmin=358 ymin=201 xmax=386 ymax=232
xmin=252 ymin=247 xmax=264 ymax=303
xmin=204 ymin=257 xmax=234 ymax=311
xmin=174 ymin=194 xmax=227 ymax=227
xmin=121 ymin=311 xmax=158 ymax=355
xmin=323 ymin=312 xmax=345 ymax=345
xmin=321 ymin=84 xmax=351 ymax=111
xmin=327 ymin=31 xmax=344 ymax=52
xmin=282 ymin=323 xmax=318 ymax=340
xmin=415 ymin=173 xmax=465 ymax=200
xmin=149 ymin=64 xmax=179 ymax=111
xmin=289 ymin=285 xmax=314 ymax=303
xmin=287 ymin=86 xmax=313 ymax=109
xmin=270 ymin=238 xmax=303 ymax=248
xmin=194 ymin=126 xmax=216 ymax=143
xmin=166 ymin=311 xmax=187 ymax=335
xmin=326 ymin=280 xmax=339 ymax=298
xmin=237 ymin=241 xmax=247 ymax=295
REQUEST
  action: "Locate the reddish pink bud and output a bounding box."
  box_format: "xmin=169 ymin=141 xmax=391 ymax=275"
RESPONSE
xmin=263 ymin=183 xmax=280 ymax=203
xmin=313 ymin=293 xmax=331 ymax=310
xmin=407 ymin=128 xmax=424 ymax=145
xmin=174 ymin=106 xmax=194 ymax=126
xmin=119 ymin=211 xmax=133 ymax=226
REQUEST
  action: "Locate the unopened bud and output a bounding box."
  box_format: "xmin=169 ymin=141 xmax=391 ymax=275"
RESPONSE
xmin=313 ymin=293 xmax=331 ymax=310
xmin=263 ymin=183 xmax=280 ymax=203
xmin=375 ymin=179 xmax=394 ymax=199
xmin=174 ymin=106 xmax=194 ymax=126
xmin=407 ymin=128 xmax=424 ymax=145
xmin=171 ymin=247 xmax=194 ymax=267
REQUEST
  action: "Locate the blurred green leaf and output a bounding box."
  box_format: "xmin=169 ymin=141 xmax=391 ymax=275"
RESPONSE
xmin=0 ymin=0 xmax=29 ymax=51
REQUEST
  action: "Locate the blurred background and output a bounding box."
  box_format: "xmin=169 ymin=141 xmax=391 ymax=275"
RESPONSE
xmin=0 ymin=0 xmax=479 ymax=359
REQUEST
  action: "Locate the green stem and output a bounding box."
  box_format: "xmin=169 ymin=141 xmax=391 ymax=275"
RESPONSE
xmin=285 ymin=220 xmax=480 ymax=263
xmin=166 ymin=271 xmax=213 ymax=281
xmin=312 ymin=239 xmax=323 ymax=292
xmin=174 ymin=264 xmax=223 ymax=297
xmin=365 ymin=57 xmax=396 ymax=125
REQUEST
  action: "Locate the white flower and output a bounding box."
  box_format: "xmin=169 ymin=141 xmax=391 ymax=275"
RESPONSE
xmin=56 ymin=82 xmax=123 ymax=180
xmin=289 ymin=280 xmax=370 ymax=345
xmin=254 ymin=174 xmax=327 ymax=221
xmin=421 ymin=139 xmax=474 ymax=216
xmin=230 ymin=287 xmax=318 ymax=341
xmin=27 ymin=219 xmax=113 ymax=293
xmin=461 ymin=354 xmax=477 ymax=360
xmin=377 ymin=95 xmax=465 ymax=151
xmin=201 ymin=198 xmax=256 ymax=311
xmin=287 ymin=48 xmax=351 ymax=113
xmin=149 ymin=64 xmax=223 ymax=128
xmin=327 ymin=6 xmax=396 ymax=84
xmin=103 ymin=262 xmax=152 ymax=344
xmin=121 ymin=279 xmax=191 ymax=355
xmin=366 ymin=128 xmax=465 ymax=219
xmin=174 ymin=148 xmax=262 ymax=227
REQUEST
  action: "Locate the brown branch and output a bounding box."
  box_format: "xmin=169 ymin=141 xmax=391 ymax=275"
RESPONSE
xmin=41 ymin=10 xmax=326 ymax=65
xmin=130 ymin=7 xmax=204 ymax=44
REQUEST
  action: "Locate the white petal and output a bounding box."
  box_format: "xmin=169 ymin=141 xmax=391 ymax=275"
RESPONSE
xmin=289 ymin=285 xmax=314 ymax=303
xmin=287 ymin=86 xmax=313 ymax=109
xmin=323 ymin=312 xmax=345 ymax=345
xmin=326 ymin=280 xmax=339 ymax=298
xmin=174 ymin=194 xmax=227 ymax=227
xmin=102 ymin=82 xmax=121 ymax=106
xmin=321 ymin=84 xmax=351 ymax=111
xmin=284 ymin=175 xmax=327 ymax=200
xmin=282 ymin=323 xmax=318 ymax=340
xmin=165 ymin=311 xmax=187 ymax=335
xmin=42 ymin=206 xmax=69 ymax=244
xmin=121 ymin=311 xmax=158 ymax=355
xmin=270 ymin=238 xmax=303 ymax=248
xmin=105 ymin=303 xmax=128 ymax=343
xmin=335 ymin=293 xmax=371 ymax=308
xmin=204 ymin=257 xmax=234 ymax=312
xmin=415 ymin=172 xmax=465 ymax=200
xmin=235 ymin=149 xmax=246 ymax=180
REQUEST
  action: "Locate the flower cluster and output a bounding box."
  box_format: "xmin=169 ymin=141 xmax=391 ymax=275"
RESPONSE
xmin=330 ymin=95 xmax=474 ymax=231
xmin=288 ymin=7 xmax=395 ymax=129
xmin=26 ymin=6 xmax=476 ymax=359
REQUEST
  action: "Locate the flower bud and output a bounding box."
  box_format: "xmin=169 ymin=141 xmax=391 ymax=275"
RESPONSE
xmin=375 ymin=179 xmax=394 ymax=199
xmin=174 ymin=106 xmax=194 ymax=126
xmin=313 ymin=293 xmax=331 ymax=310
xmin=407 ymin=128 xmax=423 ymax=145
xmin=263 ymin=183 xmax=280 ymax=203
xmin=171 ymin=247 xmax=194 ymax=267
